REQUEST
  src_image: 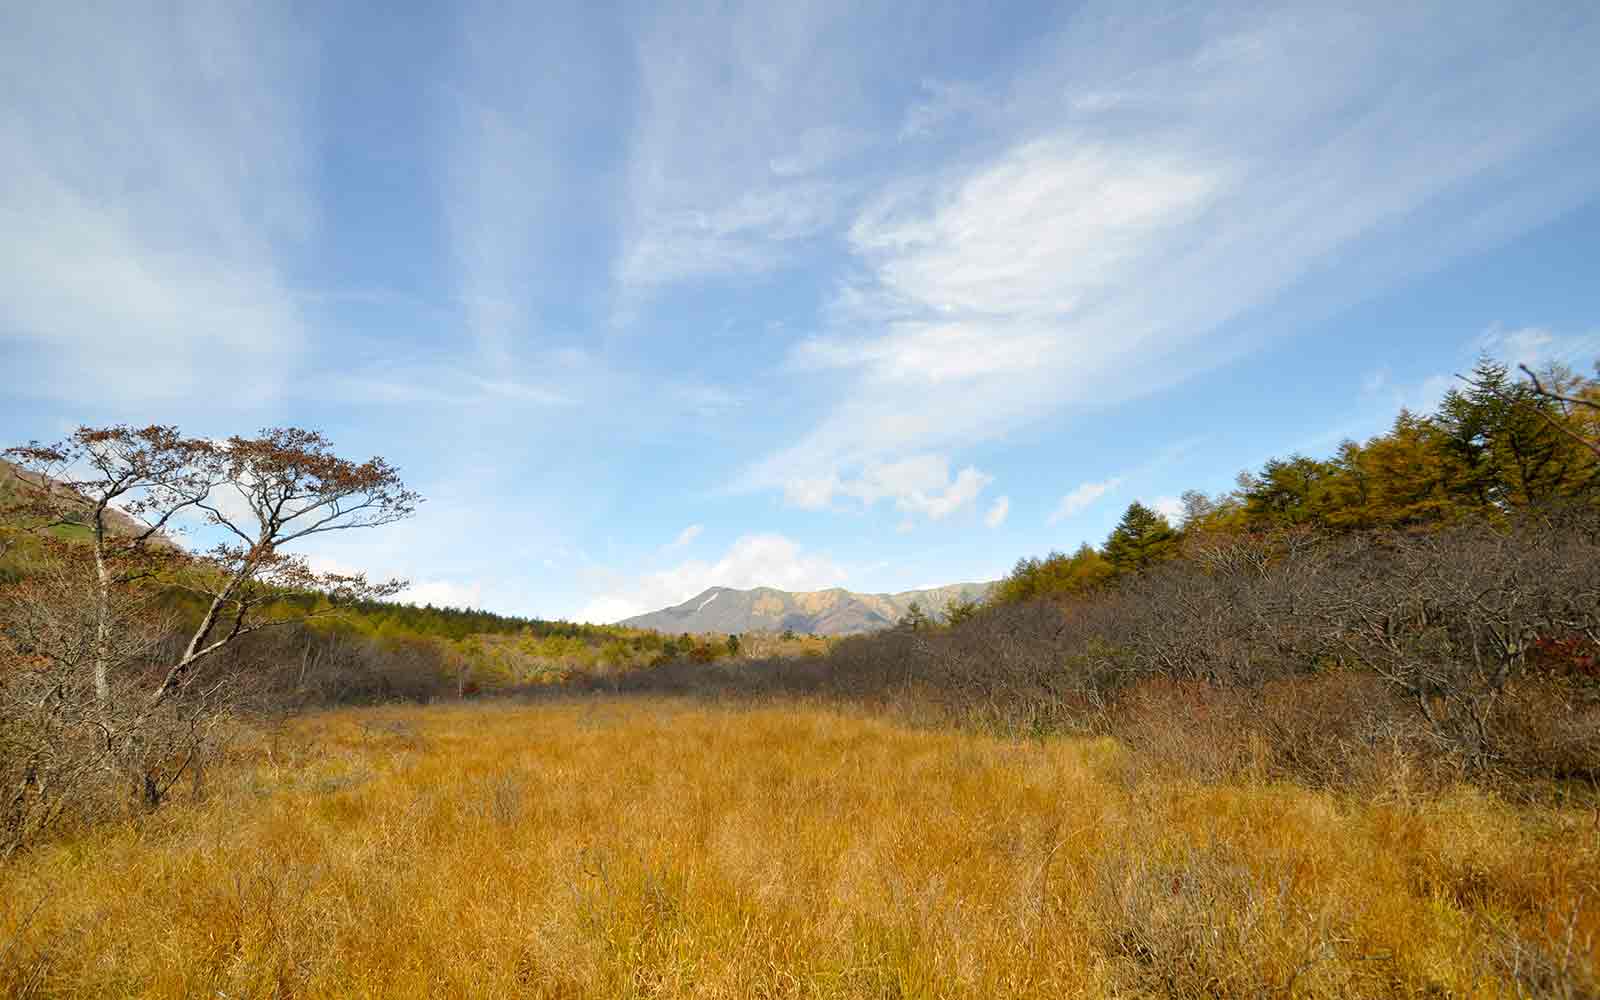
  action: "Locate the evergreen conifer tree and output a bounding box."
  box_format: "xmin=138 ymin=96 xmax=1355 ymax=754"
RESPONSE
xmin=1103 ymin=502 xmax=1180 ymax=574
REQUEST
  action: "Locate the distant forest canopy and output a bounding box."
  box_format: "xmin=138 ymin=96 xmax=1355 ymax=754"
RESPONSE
xmin=993 ymin=358 xmax=1600 ymax=606
xmin=337 ymin=598 xmax=621 ymax=642
xmin=152 ymin=589 xmax=762 ymax=685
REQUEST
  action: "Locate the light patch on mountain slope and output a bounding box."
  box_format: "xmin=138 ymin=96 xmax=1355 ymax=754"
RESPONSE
xmin=753 ymin=592 xmax=787 ymax=617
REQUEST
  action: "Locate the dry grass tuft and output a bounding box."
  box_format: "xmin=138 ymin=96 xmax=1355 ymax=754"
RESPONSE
xmin=1 ymin=697 xmax=1595 ymax=997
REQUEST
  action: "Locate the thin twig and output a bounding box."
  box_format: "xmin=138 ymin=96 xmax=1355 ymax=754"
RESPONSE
xmin=1518 ymin=364 xmax=1600 ymax=460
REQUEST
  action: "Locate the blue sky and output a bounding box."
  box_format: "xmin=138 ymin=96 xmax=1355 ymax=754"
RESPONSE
xmin=4 ymin=1 xmax=1599 ymax=622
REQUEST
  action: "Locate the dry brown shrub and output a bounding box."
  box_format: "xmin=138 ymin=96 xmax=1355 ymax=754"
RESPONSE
xmin=1086 ymin=843 xmax=1365 ymax=998
xmin=1102 ymin=679 xmax=1257 ymax=783
xmin=1493 ymin=677 xmax=1600 ymax=789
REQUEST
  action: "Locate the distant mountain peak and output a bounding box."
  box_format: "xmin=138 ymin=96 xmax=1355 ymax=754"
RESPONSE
xmin=619 ymin=581 xmax=993 ymax=635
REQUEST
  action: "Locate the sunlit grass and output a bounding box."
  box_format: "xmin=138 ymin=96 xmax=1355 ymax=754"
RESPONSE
xmin=1 ymin=698 xmax=1595 ymax=997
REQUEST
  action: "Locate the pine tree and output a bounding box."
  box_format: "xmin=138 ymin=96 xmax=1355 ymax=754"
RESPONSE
xmin=1439 ymin=359 xmax=1599 ymax=510
xmin=1241 ymin=455 xmax=1337 ymax=526
xmin=942 ymin=595 xmax=981 ymax=626
xmin=898 ymin=601 xmax=930 ymax=631
xmin=1103 ymin=502 xmax=1180 ymax=574
xmin=992 ymin=544 xmax=1112 ymax=604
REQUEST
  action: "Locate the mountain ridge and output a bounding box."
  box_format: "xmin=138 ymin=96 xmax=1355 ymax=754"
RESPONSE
xmin=619 ymin=581 xmax=994 ymax=635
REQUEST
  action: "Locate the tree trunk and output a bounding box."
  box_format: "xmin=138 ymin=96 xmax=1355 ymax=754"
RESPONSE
xmin=91 ymin=514 xmax=111 ymax=709
xmin=141 ymin=771 xmax=162 ymax=811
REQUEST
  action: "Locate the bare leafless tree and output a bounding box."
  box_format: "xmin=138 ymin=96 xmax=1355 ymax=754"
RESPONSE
xmin=1 ymin=547 xmax=172 ymax=853
xmin=5 ymin=427 xmax=214 ymax=709
xmin=1311 ymin=513 xmax=1600 ymax=771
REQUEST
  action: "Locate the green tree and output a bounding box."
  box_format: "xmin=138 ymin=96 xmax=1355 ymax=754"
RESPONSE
xmin=1103 ymin=502 xmax=1180 ymax=574
xmin=726 ymin=633 xmax=742 ymax=657
xmin=942 ymin=595 xmax=981 ymax=626
xmin=1438 ymin=359 xmax=1599 ymax=510
xmin=1348 ymin=410 xmax=1459 ymax=526
xmin=897 ymin=600 xmax=930 ymax=631
xmin=1239 ymin=455 xmax=1337 ymax=527
xmin=992 ymin=544 xmax=1112 ymax=604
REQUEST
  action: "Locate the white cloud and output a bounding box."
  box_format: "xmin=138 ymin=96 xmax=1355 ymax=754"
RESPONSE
xmin=848 ymin=139 xmax=1225 ymax=318
xmin=577 ymin=534 xmax=847 ymax=623
xmin=611 ymin=1 xmax=891 ymax=303
xmin=666 ymin=524 xmax=704 ymax=550
xmin=898 ymin=79 xmax=984 ymax=140
xmin=319 ymin=364 xmax=571 ymax=408
xmin=1148 ymin=496 xmax=1185 ymax=524
xmin=1049 ymin=477 xmax=1123 ymax=524
xmin=769 ymin=126 xmax=863 ymax=177
xmin=781 ymin=453 xmax=993 ymax=521
xmin=740 ymin=2 xmax=1600 ymax=504
xmin=783 ymin=475 xmax=843 ymax=511
xmin=438 ymin=6 xmax=627 ymax=364
xmin=1479 ymin=326 xmax=1600 ymax=374
xmin=0 ymin=4 xmax=315 ymax=405
xmin=897 ymin=463 xmax=992 ymax=520
xmin=398 ymin=579 xmax=486 ymax=610
xmin=617 ymin=185 xmax=841 ymax=291
xmin=577 ymin=595 xmax=651 ymax=628
xmin=442 ymin=95 xmax=548 ymax=361
xmin=984 ymin=495 xmax=1010 ymax=528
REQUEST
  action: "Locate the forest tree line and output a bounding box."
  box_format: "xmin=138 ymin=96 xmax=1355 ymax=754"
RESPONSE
xmin=988 ymin=359 xmax=1599 ymax=607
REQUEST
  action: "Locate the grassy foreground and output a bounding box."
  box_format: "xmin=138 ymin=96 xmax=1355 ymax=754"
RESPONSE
xmin=1 ymin=699 xmax=1595 ymax=998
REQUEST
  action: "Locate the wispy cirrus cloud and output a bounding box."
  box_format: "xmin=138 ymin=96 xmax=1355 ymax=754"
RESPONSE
xmin=665 ymin=524 xmax=704 ymax=550
xmin=617 ymin=183 xmax=843 ymax=293
xmin=1477 ymin=326 xmax=1600 ymax=374
xmin=1050 ymin=477 xmax=1123 ymax=524
xmin=984 ymin=495 xmax=1010 ymax=529
xmin=0 ymin=2 xmax=317 ymax=406
xmin=611 ymin=1 xmax=899 ymax=303
xmin=898 ymin=79 xmax=985 ymax=141
xmin=439 ymin=5 xmax=616 ymax=364
xmin=319 ymin=363 xmax=572 ymax=408
xmin=739 ymin=1 xmax=1600 ymax=508
xmin=784 ymin=453 xmax=994 ymax=522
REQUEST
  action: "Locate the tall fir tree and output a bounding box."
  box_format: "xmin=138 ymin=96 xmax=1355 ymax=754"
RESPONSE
xmin=1103 ymin=502 xmax=1180 ymax=574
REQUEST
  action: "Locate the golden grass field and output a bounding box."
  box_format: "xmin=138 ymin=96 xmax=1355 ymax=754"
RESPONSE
xmin=1 ymin=697 xmax=1596 ymax=998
